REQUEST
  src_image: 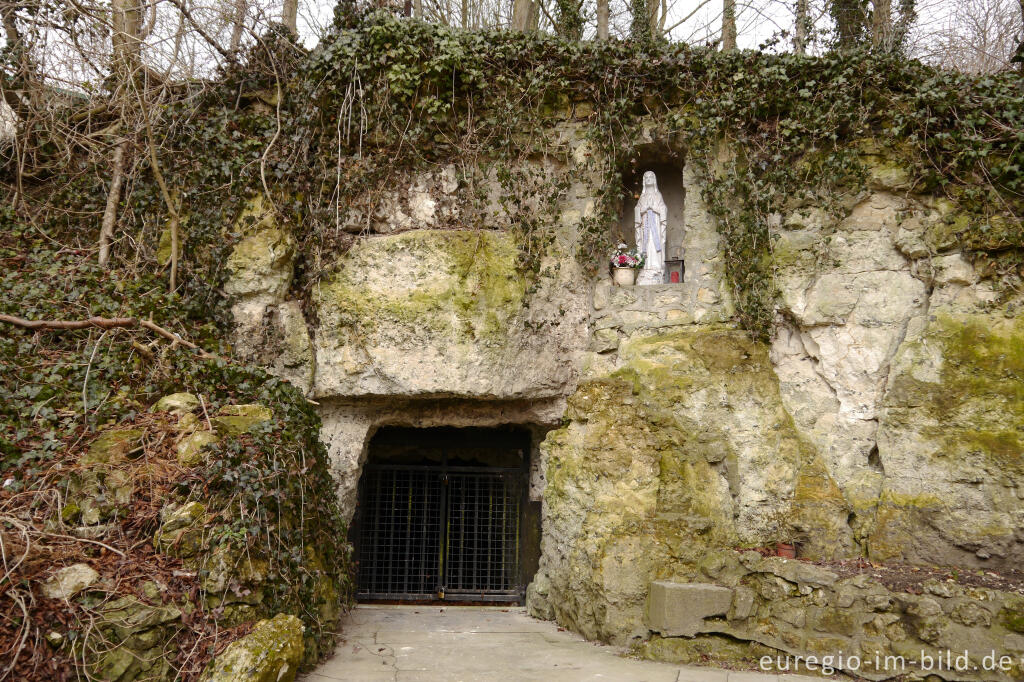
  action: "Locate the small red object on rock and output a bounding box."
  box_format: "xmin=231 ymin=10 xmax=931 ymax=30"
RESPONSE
xmin=776 ymin=542 xmax=796 ymax=559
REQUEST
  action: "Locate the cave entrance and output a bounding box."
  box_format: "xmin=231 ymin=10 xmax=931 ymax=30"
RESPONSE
xmin=353 ymin=426 xmax=535 ymax=603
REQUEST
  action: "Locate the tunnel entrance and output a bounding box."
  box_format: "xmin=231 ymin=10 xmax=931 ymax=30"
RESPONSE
xmin=353 ymin=426 xmax=537 ymax=603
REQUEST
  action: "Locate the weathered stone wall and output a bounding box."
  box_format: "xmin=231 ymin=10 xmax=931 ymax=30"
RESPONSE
xmin=522 ymin=151 xmax=1023 ymax=678
xmin=223 ymin=132 xmax=1023 ymax=679
xmin=637 ymin=551 xmax=1024 ymax=681
xmin=770 ymin=179 xmax=1024 ymax=568
xmin=222 ymin=154 xmax=594 ymax=520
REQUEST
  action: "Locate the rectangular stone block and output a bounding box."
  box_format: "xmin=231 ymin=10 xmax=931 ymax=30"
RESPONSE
xmin=645 ymin=581 xmax=734 ymax=637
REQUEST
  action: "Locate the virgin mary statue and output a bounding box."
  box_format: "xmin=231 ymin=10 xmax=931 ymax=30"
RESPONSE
xmin=633 ymin=171 xmax=667 ymax=285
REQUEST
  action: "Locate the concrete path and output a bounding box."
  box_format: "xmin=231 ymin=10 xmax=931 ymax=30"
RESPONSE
xmin=302 ymin=605 xmax=821 ymax=682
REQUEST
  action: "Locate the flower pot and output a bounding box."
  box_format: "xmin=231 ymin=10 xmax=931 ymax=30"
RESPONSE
xmin=612 ymin=267 xmax=636 ymax=287
xmin=775 ymin=542 xmax=796 ymax=559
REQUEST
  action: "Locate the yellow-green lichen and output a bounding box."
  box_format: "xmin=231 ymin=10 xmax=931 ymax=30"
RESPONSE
xmin=82 ymin=429 xmax=145 ymax=466
xmin=999 ymin=597 xmax=1024 ymax=633
xmin=317 ymin=229 xmax=527 ymax=344
xmin=200 ymin=613 xmax=304 ymax=682
xmin=632 ymin=634 xmax=777 ymax=667
xmin=211 ymin=403 xmax=273 ymax=436
xmin=888 ymin=313 xmax=1024 ymax=473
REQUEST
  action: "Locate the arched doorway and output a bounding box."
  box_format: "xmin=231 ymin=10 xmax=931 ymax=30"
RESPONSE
xmin=352 ymin=425 xmax=537 ymax=603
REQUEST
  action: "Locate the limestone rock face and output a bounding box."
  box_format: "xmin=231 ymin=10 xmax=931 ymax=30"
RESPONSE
xmin=151 ymin=393 xmax=200 ymax=415
xmin=531 ymin=326 xmax=850 ymax=644
xmin=531 ymin=176 xmax=1022 ymax=648
xmin=872 ymin=302 xmax=1024 ymax=567
xmin=200 ymin=613 xmax=304 ymax=682
xmin=176 ymin=430 xmax=219 ymax=466
xmin=772 ymin=192 xmax=928 ymax=515
xmin=262 ymin=301 xmax=314 ymax=393
xmin=211 ymin=404 xmax=273 ymax=436
xmin=770 ymin=185 xmax=1024 ymax=567
xmin=223 ymin=195 xmax=294 ymax=302
xmin=217 ymin=141 xmax=1024 ymax=652
xmin=336 ymin=165 xmax=461 ymax=234
xmin=313 ymin=229 xmax=588 ymax=399
xmin=222 ymin=195 xmax=305 ymax=392
xmin=41 ymin=563 xmax=100 ymax=600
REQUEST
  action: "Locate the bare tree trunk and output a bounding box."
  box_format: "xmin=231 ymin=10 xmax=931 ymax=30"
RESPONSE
xmin=511 ymin=0 xmax=537 ymax=30
xmin=229 ymin=0 xmax=247 ymax=52
xmin=414 ymin=0 xmax=423 ymax=18
xmin=597 ymin=0 xmax=609 ymax=37
xmin=648 ymin=0 xmax=660 ymax=36
xmin=461 ymin=0 xmax=468 ymax=27
xmin=102 ymin=0 xmax=141 ymax=268
xmin=1018 ymin=0 xmax=1024 ymax=72
xmin=111 ymin=0 xmax=143 ymax=83
xmin=794 ymin=0 xmax=808 ymax=52
xmin=871 ymin=0 xmax=893 ymax=49
xmin=282 ymin=0 xmax=298 ymax=35
xmin=722 ymin=0 xmax=737 ymax=49
xmin=1 ymin=4 xmax=21 ymax=53
xmin=98 ymin=139 xmax=128 ymax=267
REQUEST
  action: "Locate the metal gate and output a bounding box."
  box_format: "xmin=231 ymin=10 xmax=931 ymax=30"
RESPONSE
xmin=356 ymin=464 xmax=523 ymax=602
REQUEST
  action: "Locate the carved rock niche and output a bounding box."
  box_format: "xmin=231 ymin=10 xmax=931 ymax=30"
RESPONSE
xmin=618 ymin=148 xmax=686 ymax=285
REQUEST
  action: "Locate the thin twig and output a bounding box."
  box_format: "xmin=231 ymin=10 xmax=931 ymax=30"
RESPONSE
xmin=25 ymin=531 xmax=127 ymax=558
xmin=82 ymin=330 xmax=108 ymax=431
xmin=136 ymin=89 xmax=181 ymax=292
xmin=198 ymin=394 xmax=213 ymax=431
xmin=0 ymin=314 xmax=221 ymax=361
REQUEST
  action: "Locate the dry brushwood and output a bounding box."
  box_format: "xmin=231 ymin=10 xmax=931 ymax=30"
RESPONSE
xmin=0 ymin=314 xmax=221 ymax=361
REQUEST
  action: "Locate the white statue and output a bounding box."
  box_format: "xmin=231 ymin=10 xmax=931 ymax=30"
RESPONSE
xmin=633 ymin=171 xmax=667 ymax=285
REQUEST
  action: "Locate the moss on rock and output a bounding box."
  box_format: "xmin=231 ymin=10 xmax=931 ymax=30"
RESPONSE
xmin=872 ymin=308 xmax=1024 ymax=565
xmin=633 ymin=634 xmax=777 ymax=667
xmin=152 ymin=392 xmax=200 ymax=415
xmin=82 ymin=428 xmax=145 ymax=465
xmin=211 ymin=404 xmax=273 ymax=436
xmin=223 ymin=196 xmax=294 ymax=302
xmin=200 ymin=613 xmax=304 ymax=682
xmin=535 ymin=325 xmax=850 ymax=645
xmin=317 ymin=229 xmax=527 ymax=344
xmin=176 ymin=430 xmax=219 ymax=466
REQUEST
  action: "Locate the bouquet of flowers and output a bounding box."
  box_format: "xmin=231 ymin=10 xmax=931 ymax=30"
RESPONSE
xmin=610 ymin=243 xmax=644 ymax=269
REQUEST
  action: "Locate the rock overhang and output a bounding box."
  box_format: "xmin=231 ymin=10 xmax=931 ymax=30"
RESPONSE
xmin=310 ymin=228 xmax=590 ymax=401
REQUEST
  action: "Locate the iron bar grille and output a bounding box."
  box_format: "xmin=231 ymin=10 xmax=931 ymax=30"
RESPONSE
xmin=444 ymin=472 xmax=520 ymax=594
xmin=356 ymin=467 xmax=442 ymax=599
xmin=356 ymin=465 xmax=522 ymax=601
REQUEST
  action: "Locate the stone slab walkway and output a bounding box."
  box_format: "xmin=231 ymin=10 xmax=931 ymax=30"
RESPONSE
xmin=302 ymin=605 xmax=822 ymax=682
